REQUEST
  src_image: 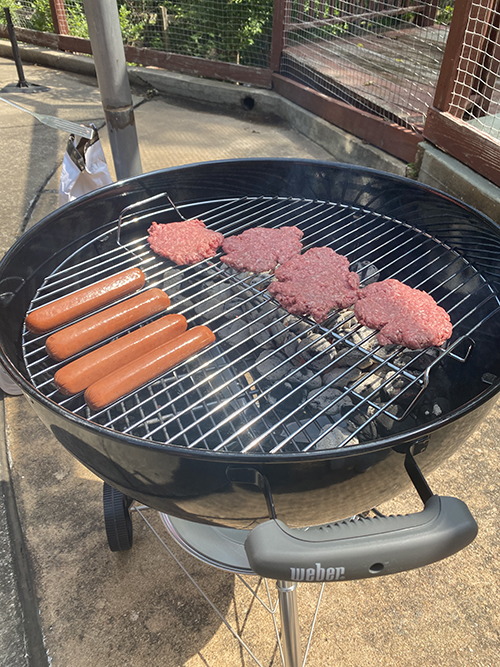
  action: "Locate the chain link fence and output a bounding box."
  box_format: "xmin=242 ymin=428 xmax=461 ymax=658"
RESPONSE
xmin=3 ymin=0 xmax=274 ymax=67
xmin=280 ymin=0 xmax=454 ymax=132
xmin=448 ymin=0 xmax=500 ymax=143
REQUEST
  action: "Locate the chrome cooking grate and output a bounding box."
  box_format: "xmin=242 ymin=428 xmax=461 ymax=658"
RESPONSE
xmin=22 ymin=196 xmax=500 ymax=454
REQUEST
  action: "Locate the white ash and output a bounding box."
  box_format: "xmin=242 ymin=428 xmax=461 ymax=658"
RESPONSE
xmin=270 ymin=321 xmax=299 ymax=356
xmin=283 ymin=314 xmax=313 ymax=337
xmin=421 ymin=403 xmax=443 ymax=419
xmin=329 ymin=309 xmax=357 ymax=333
xmin=315 ymin=424 xmax=359 ymax=450
xmin=335 ymin=347 xmax=375 ymax=371
xmin=256 ymin=351 xmax=295 ymax=383
xmin=335 ymin=327 xmax=379 ymax=371
xmin=219 ymin=319 xmax=252 ymax=346
xmin=232 ymin=269 xmax=272 ymax=286
xmin=307 ymin=387 xmax=353 ymax=415
xmin=374 ymin=344 xmax=400 ymax=360
xmin=350 ymin=326 xmax=379 ymax=350
xmin=382 ymin=370 xmax=407 ymax=398
xmin=249 ymin=322 xmax=273 ymax=348
xmin=221 ymin=296 xmax=251 ymax=320
xmin=354 ymin=372 xmax=384 ymax=396
xmin=296 ymin=334 xmax=336 ymax=371
xmin=352 ymin=260 xmax=380 ymax=285
xmin=393 ymin=347 xmax=440 ymax=369
xmin=250 ymin=297 xmax=279 ymax=328
xmin=288 ymin=366 xmax=322 ymax=389
xmin=322 ymin=366 xmax=362 ymax=388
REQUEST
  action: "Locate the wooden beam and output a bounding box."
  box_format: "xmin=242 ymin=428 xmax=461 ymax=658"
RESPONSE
xmin=272 ymin=73 xmax=421 ymax=163
xmin=270 ymin=0 xmax=287 ymax=72
xmin=424 ymin=106 xmax=500 ymax=187
xmin=285 ymin=4 xmax=427 ymax=32
xmin=0 ymin=26 xmax=91 ymax=53
xmin=0 ymin=27 xmax=272 ymax=88
xmin=123 ymin=45 xmax=272 ymax=88
xmin=433 ymin=0 xmax=475 ymax=111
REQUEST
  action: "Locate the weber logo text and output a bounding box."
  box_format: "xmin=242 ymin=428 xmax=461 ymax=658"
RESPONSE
xmin=290 ymin=563 xmax=345 ymax=582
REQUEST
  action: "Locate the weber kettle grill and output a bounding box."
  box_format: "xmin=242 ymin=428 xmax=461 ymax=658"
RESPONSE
xmin=1 ymin=158 xmax=498 ymax=666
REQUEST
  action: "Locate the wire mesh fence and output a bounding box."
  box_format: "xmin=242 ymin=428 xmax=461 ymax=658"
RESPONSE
xmin=448 ymin=0 xmax=500 ymax=143
xmin=6 ymin=0 xmax=500 ymax=147
xmin=280 ymin=0 xmax=455 ymax=132
xmin=3 ymin=0 xmax=274 ymax=68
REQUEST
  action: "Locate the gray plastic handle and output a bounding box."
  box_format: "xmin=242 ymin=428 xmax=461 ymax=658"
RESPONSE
xmin=244 ymin=495 xmax=477 ymax=581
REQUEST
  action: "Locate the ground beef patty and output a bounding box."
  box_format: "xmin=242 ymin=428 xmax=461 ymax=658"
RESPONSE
xmin=354 ymin=279 xmax=452 ymax=349
xmin=221 ymin=226 xmax=303 ymax=273
xmin=148 ymin=220 xmax=224 ymax=265
xmin=268 ymin=247 xmax=360 ymax=323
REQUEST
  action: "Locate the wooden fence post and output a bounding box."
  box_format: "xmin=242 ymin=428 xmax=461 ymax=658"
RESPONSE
xmin=270 ymin=0 xmax=289 ymax=73
xmin=49 ymin=0 xmax=69 ymax=36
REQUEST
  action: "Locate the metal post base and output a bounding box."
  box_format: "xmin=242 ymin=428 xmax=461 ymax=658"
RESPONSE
xmin=0 ymin=83 xmax=50 ymax=94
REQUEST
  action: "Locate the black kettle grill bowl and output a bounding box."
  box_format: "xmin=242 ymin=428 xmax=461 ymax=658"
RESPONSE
xmin=1 ymin=159 xmax=500 ymax=530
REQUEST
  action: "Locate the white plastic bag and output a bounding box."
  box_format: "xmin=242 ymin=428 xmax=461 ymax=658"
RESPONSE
xmin=58 ymin=129 xmax=112 ymax=206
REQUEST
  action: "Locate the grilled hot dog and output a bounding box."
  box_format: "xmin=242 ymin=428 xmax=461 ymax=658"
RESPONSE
xmin=25 ymin=267 xmax=146 ymax=335
xmin=54 ymin=313 xmax=187 ymax=395
xmin=84 ymin=325 xmax=215 ymax=411
xmin=46 ymin=288 xmax=171 ymax=362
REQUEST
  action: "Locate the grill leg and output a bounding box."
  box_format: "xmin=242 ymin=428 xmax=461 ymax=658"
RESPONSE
xmin=277 ymin=580 xmax=302 ymax=667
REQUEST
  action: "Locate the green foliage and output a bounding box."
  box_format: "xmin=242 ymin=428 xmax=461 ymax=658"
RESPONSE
xmin=5 ymin=0 xmax=454 ymax=68
xmin=118 ymin=1 xmax=158 ymax=46
xmin=66 ymin=2 xmax=88 ymax=38
xmin=158 ymin=0 xmax=273 ymax=65
xmin=436 ymin=2 xmax=454 ymax=25
xmin=1 ymin=0 xmax=22 ymax=22
xmin=26 ymin=0 xmax=53 ymax=32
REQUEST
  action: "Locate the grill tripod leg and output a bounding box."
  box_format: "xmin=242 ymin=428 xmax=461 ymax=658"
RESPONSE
xmin=277 ymin=580 xmax=302 ymax=667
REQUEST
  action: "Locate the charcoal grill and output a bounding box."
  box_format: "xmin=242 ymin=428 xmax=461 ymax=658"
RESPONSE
xmin=3 ymin=158 xmax=499 ymax=666
xmin=1 ymin=158 xmax=499 ymax=572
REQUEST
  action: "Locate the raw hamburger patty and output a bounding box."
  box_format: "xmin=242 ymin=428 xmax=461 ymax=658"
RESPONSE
xmin=354 ymin=279 xmax=452 ymax=349
xmin=268 ymin=247 xmax=360 ymax=323
xmin=148 ymin=220 xmax=224 ymax=265
xmin=221 ymin=226 xmax=303 ymax=273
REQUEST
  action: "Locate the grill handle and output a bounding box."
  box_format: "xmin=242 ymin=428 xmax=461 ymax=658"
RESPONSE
xmin=244 ymin=495 xmax=477 ymax=581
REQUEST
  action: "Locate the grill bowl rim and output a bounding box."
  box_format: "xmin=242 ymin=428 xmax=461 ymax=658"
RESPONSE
xmin=2 ymin=157 xmax=500 ymax=463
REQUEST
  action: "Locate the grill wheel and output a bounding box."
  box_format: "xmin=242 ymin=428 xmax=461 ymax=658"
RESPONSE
xmin=103 ymin=482 xmax=134 ymax=552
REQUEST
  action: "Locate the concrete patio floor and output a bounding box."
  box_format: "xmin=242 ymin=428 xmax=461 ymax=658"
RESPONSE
xmin=0 ymin=53 xmax=499 ymax=667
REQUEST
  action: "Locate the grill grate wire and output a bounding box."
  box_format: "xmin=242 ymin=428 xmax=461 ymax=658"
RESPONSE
xmin=22 ymin=196 xmax=500 ymax=454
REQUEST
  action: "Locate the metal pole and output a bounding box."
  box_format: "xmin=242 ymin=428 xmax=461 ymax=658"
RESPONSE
xmin=81 ymin=0 xmax=142 ymax=180
xmin=4 ymin=8 xmax=28 ymax=87
xmin=277 ymin=580 xmax=302 ymax=667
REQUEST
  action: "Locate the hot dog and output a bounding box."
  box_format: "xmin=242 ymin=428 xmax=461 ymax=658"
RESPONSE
xmin=54 ymin=313 xmax=187 ymax=396
xmin=46 ymin=288 xmax=171 ymax=362
xmin=26 ymin=267 xmax=146 ymax=335
xmin=84 ymin=325 xmax=215 ymax=411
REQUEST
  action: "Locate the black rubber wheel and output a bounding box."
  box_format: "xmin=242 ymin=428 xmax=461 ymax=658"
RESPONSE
xmin=103 ymin=483 xmax=134 ymax=551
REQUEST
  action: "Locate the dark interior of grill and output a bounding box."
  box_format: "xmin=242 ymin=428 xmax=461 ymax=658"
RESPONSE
xmin=21 ymin=192 xmax=500 ymax=455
